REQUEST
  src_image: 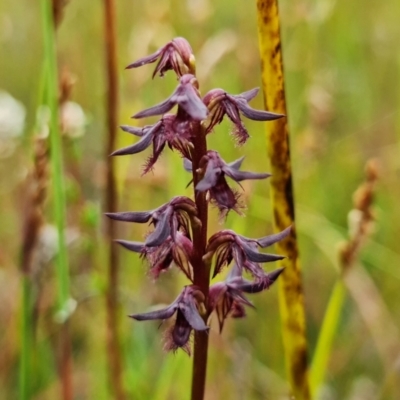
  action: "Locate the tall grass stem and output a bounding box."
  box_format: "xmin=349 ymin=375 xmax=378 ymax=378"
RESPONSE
xmin=40 ymin=0 xmax=72 ymax=398
xmin=256 ymin=1 xmax=310 ymax=398
xmin=41 ymin=0 xmax=70 ymax=316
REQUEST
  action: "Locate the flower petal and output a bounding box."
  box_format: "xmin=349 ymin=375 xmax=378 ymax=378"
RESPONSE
xmin=210 ymin=177 xmax=239 ymax=213
xmin=223 ymin=167 xmax=271 ymax=182
xmin=243 ymin=245 xmax=285 ymax=263
xmin=105 ymin=211 xmax=152 ymax=223
xmin=226 ymin=156 xmax=245 ymax=171
xmin=126 ymin=48 xmax=163 ymax=69
xmin=183 ymin=158 xmax=193 ymax=172
xmin=212 ymin=242 xmax=233 ymax=277
xmin=111 ymin=123 xmax=157 ymax=156
xmin=147 ymin=240 xmax=174 ymax=279
xmin=235 ymin=268 xmax=284 ymax=293
xmin=171 ymin=310 xmax=193 ymax=348
xmin=229 ymin=288 xmax=254 ymax=308
xmin=120 ymin=125 xmax=145 ymax=137
xmin=172 ymin=79 xmax=208 ymax=120
xmin=180 ymin=299 xmax=208 ymax=331
xmin=172 ymin=240 xmax=193 ymax=281
xmin=230 ymin=302 xmax=247 ymax=319
xmin=257 ymin=226 xmax=292 ymax=248
xmin=226 ymin=262 xmax=242 ymax=279
xmin=145 ymin=207 xmax=173 ymax=247
xmin=235 ymin=99 xmax=284 ymax=121
xmin=196 ymin=161 xmax=220 ymax=192
xmin=115 ymin=240 xmax=144 ymax=253
xmin=129 ymin=303 xmax=177 ymax=321
xmin=238 ymin=87 xmax=259 ymax=102
xmin=214 ymin=293 xmax=232 ymax=332
xmin=132 ymin=97 xmax=176 ymax=119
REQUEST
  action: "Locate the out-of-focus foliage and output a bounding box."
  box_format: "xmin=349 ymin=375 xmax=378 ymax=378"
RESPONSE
xmin=0 ymin=0 xmax=399 ymax=399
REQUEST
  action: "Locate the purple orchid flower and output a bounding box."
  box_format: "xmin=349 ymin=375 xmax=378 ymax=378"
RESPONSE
xmin=105 ymin=196 xmax=198 ymax=248
xmin=115 ymin=230 xmax=194 ymax=281
xmin=209 ymin=263 xmax=284 ymax=332
xmin=126 ymin=37 xmax=196 ymax=78
xmin=203 ymin=88 xmax=284 ymax=145
xmin=130 ymin=285 xmax=208 ymax=353
xmin=204 ymin=226 xmax=291 ymax=278
xmin=106 ymin=197 xmax=199 ymax=280
xmin=132 ymin=74 xmax=208 ymax=121
xmin=112 ymin=114 xmax=194 ymax=174
xmin=185 ymin=150 xmax=270 ymax=216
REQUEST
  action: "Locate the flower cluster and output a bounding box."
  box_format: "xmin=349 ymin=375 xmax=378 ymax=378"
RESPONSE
xmin=108 ymin=38 xmax=289 ymax=352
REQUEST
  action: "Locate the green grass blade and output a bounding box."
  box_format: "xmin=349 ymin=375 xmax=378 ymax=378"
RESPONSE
xmin=310 ymin=281 xmax=346 ymax=397
xmin=40 ymin=0 xmax=70 ymax=311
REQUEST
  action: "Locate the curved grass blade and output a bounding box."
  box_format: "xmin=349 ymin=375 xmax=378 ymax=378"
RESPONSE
xmin=310 ymin=281 xmax=346 ymax=397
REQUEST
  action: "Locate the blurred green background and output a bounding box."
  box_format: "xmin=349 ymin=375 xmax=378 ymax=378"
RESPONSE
xmin=1 ymin=0 xmax=399 ymax=399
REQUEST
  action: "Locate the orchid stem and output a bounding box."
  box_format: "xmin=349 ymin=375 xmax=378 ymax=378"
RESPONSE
xmin=190 ymin=123 xmax=210 ymax=400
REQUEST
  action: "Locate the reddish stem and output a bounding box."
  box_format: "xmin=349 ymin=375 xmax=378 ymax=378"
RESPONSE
xmin=60 ymin=322 xmax=73 ymax=400
xmin=103 ymin=0 xmax=125 ymax=398
xmin=190 ymin=122 xmax=210 ymax=400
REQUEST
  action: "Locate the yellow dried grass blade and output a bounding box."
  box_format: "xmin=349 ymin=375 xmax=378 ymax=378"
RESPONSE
xmin=255 ymin=1 xmax=310 ymax=399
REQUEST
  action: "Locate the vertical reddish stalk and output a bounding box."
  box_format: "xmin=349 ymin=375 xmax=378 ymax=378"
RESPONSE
xmin=60 ymin=323 xmax=73 ymax=400
xmin=190 ymin=123 xmax=210 ymax=400
xmin=19 ymin=137 xmax=48 ymax=400
xmin=42 ymin=0 xmax=73 ymax=398
xmin=103 ymin=0 xmax=125 ymax=398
